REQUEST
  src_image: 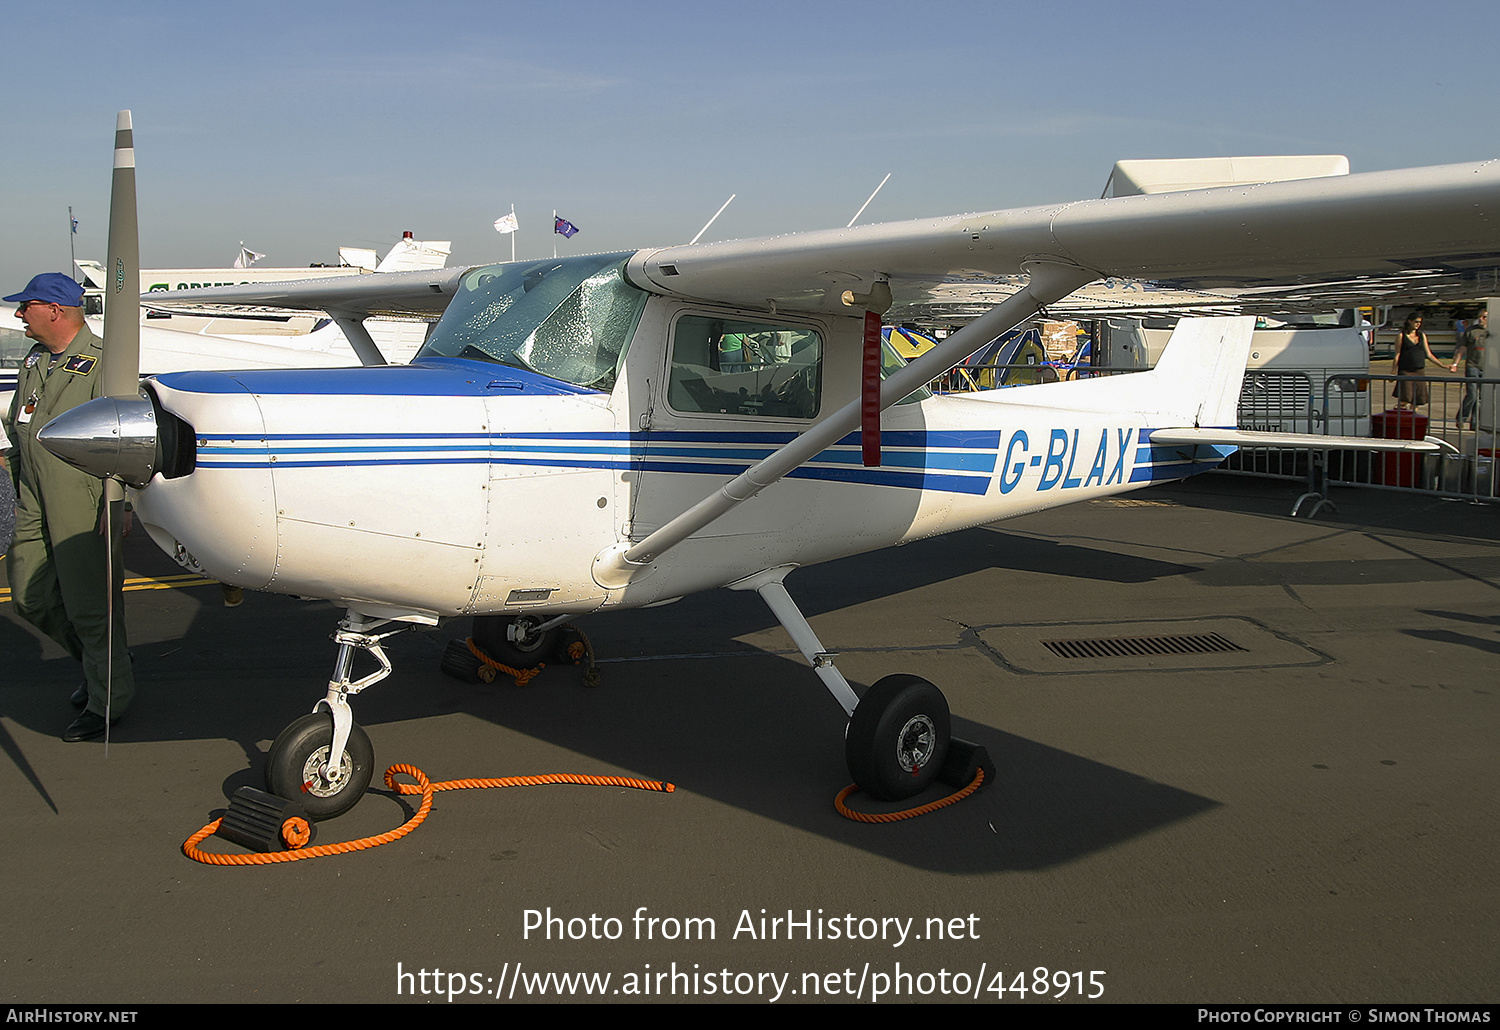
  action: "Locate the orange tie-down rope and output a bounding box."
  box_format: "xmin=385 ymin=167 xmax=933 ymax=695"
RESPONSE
xmin=466 ymin=628 xmax=600 ymax=687
xmin=834 ymin=768 xmax=985 ymax=824
xmin=182 ymin=765 xmax=674 ymax=866
xmin=467 ymin=639 xmax=546 ymax=686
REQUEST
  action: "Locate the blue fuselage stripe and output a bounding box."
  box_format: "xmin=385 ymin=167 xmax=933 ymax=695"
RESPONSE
xmin=182 ymin=421 xmax=1231 ymax=497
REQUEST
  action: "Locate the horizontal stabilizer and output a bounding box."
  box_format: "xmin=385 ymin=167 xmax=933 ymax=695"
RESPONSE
xmin=1149 ymin=428 xmax=1451 ymax=454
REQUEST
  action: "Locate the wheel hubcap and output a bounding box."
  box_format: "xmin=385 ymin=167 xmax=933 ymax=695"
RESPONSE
xmin=510 ymin=617 xmax=544 ymax=652
xmin=301 ymin=745 xmax=352 ymax=797
xmin=895 ymin=714 xmax=937 ymax=773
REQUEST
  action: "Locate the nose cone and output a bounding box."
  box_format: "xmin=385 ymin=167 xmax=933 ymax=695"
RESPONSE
xmin=37 ymin=394 xmax=160 ymax=487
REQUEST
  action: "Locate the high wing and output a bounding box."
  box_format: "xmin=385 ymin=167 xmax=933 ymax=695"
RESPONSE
xmin=148 ymin=264 xmax=467 ymax=320
xmin=138 ymin=265 xmax=467 ymax=365
xmin=157 ymin=160 xmax=1500 ymax=329
xmin=627 ymin=159 xmax=1500 ymax=319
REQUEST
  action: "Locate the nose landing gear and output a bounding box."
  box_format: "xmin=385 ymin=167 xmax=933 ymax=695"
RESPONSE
xmin=264 ymin=610 xmax=405 ymax=820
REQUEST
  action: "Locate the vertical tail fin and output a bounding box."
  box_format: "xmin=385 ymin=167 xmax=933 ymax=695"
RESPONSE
xmin=1145 ymin=315 xmax=1254 ymax=427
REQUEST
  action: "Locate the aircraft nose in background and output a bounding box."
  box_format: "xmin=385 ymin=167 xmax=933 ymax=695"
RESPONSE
xmin=37 ymin=394 xmax=160 ymax=487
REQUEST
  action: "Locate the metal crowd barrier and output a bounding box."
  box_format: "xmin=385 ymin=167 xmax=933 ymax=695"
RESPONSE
xmin=1225 ymin=371 xmax=1500 ymax=514
xmin=1222 ymin=371 xmax=1321 ymax=479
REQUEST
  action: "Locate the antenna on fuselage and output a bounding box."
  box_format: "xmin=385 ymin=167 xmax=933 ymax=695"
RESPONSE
xmin=847 ymin=173 xmax=891 ymax=228
xmin=690 ymin=194 xmax=736 ymax=245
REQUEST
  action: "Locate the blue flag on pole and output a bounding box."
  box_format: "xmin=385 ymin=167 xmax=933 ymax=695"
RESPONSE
xmin=554 ymin=216 xmax=579 ymax=238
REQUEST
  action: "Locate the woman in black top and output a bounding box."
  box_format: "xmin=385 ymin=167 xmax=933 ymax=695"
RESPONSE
xmin=1392 ymin=312 xmax=1442 ymax=409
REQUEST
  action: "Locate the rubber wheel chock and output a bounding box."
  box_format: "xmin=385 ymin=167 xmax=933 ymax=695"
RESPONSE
xmin=217 ymin=786 xmax=316 ymax=852
xmin=938 ymin=738 xmax=994 ymax=791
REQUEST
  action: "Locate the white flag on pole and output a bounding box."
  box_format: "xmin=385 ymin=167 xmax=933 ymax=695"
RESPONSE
xmin=493 ymin=212 xmax=519 ymax=234
xmin=232 ymin=242 xmax=265 ymax=268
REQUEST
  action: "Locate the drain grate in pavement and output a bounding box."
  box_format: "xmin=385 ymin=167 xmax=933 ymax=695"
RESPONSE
xmin=977 ymin=617 xmax=1327 ymax=674
xmin=1040 ymin=632 xmax=1247 ymax=660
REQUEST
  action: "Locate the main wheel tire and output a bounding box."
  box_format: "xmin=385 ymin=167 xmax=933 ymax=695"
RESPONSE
xmin=265 ymin=712 xmax=374 ymax=821
xmin=472 ymin=614 xmax=559 ymax=668
xmin=845 ymin=675 xmax=951 ymax=801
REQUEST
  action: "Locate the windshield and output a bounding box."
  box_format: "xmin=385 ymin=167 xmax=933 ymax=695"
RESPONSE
xmin=418 ymin=253 xmax=647 ymax=391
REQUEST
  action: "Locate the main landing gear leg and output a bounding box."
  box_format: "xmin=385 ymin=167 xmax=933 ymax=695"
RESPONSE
xmin=730 ymin=566 xmax=986 ymax=802
xmin=265 ymin=609 xmax=408 ymax=820
xmin=729 ymin=566 xmax=861 ymax=716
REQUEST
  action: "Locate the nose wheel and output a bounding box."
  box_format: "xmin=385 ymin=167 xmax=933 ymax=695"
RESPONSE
xmin=473 ymin=614 xmax=561 ymax=667
xmin=845 ymin=675 xmax=951 ymax=801
xmin=266 ymin=711 xmax=375 ymax=821
xmin=263 ymin=609 xmax=399 ymax=819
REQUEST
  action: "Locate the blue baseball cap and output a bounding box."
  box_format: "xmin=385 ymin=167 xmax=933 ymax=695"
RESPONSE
xmin=4 ymin=272 xmax=85 ymax=307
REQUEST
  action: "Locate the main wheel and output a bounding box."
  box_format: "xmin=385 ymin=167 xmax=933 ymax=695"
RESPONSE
xmin=472 ymin=614 xmax=559 ymax=668
xmin=265 ymin=712 xmax=374 ymax=821
xmin=845 ymin=675 xmax=951 ymax=801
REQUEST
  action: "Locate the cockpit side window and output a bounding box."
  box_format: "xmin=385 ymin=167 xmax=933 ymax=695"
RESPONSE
xmin=667 ymin=314 xmax=821 ymax=419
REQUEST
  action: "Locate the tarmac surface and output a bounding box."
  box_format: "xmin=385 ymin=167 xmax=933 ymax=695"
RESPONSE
xmin=1 ymin=472 xmax=1496 ymax=1005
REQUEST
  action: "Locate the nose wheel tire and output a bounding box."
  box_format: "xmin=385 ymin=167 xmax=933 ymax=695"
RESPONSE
xmin=845 ymin=675 xmax=951 ymax=801
xmin=472 ymin=614 xmax=559 ymax=667
xmin=266 ymin=712 xmax=375 ymax=821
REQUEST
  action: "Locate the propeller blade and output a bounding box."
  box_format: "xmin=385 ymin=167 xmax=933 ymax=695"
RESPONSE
xmin=101 ymin=110 xmax=143 ymax=746
xmin=101 ymin=110 xmax=141 ymax=400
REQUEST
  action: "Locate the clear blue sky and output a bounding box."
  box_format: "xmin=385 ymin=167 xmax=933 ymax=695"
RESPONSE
xmin=3 ymin=0 xmax=1497 ymax=292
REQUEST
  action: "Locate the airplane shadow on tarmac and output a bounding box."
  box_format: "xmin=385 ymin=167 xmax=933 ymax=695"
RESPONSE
xmin=0 ymin=523 xmax=1216 ymax=874
xmin=0 ymin=612 xmax=57 ymax=813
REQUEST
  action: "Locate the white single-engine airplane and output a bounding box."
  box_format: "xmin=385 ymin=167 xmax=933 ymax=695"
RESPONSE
xmin=39 ymin=114 xmax=1500 ymax=820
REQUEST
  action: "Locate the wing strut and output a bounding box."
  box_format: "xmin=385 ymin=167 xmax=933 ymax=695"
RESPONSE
xmin=593 ymin=261 xmax=1096 ymax=586
xmin=332 ymin=313 xmax=388 ymax=366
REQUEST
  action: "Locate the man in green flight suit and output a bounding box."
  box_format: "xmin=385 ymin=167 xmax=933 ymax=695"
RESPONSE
xmin=3 ymin=272 xmax=135 ymax=741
